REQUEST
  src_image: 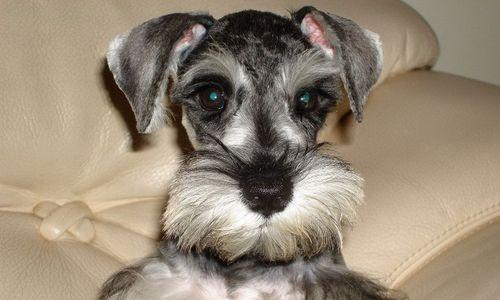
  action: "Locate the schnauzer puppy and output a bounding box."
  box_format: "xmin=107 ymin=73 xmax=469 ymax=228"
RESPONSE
xmin=100 ymin=6 xmax=398 ymax=300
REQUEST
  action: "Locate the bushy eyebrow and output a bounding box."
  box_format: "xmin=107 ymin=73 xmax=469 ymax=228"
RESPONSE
xmin=179 ymin=47 xmax=251 ymax=92
xmin=277 ymin=49 xmax=340 ymax=96
xmin=186 ymin=74 xmax=234 ymax=95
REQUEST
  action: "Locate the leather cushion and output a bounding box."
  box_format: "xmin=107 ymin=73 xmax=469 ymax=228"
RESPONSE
xmin=0 ymin=1 xmax=472 ymax=299
xmin=332 ymin=71 xmax=500 ymax=288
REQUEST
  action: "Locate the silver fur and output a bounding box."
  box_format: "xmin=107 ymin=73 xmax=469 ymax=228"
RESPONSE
xmin=101 ymin=6 xmax=400 ymax=300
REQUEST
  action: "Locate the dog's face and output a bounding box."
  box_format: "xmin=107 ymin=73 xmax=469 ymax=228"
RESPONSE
xmin=107 ymin=7 xmax=382 ymax=262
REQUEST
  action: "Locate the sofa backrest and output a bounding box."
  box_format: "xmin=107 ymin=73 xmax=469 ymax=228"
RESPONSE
xmin=0 ymin=0 xmax=438 ymax=261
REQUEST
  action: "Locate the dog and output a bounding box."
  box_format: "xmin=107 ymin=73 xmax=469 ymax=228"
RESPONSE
xmin=100 ymin=6 xmax=400 ymax=299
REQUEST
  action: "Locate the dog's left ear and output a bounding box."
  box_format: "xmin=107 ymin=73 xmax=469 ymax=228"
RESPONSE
xmin=293 ymin=7 xmax=383 ymax=122
xmin=107 ymin=13 xmax=215 ymax=133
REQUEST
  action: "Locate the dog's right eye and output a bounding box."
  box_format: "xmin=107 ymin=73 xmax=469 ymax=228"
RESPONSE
xmin=198 ymin=85 xmax=225 ymax=111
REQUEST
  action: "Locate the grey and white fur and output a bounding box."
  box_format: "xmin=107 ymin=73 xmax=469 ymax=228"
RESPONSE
xmin=101 ymin=6 xmax=401 ymax=300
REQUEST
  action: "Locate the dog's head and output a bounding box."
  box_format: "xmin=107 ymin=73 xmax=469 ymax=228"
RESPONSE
xmin=107 ymin=7 xmax=382 ymax=262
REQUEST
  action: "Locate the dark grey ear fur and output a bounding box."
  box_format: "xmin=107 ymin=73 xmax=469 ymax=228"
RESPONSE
xmin=107 ymin=13 xmax=214 ymax=133
xmin=293 ymin=6 xmax=383 ymax=122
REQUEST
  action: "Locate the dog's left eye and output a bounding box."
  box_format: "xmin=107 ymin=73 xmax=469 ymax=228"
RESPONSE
xmin=295 ymin=91 xmax=318 ymax=113
xmin=198 ymin=85 xmax=225 ymax=111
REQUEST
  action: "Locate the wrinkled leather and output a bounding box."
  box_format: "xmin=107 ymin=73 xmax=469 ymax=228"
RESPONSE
xmin=330 ymin=71 xmax=500 ymax=293
xmin=1 ymin=0 xmax=498 ymax=299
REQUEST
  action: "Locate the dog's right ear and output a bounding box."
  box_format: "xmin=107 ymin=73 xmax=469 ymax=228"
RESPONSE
xmin=107 ymin=13 xmax=214 ymax=133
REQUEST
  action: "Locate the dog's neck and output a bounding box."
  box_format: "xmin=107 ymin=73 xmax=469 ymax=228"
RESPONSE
xmin=158 ymin=240 xmax=358 ymax=298
xmin=161 ymin=238 xmax=345 ymax=269
xmin=156 ymin=240 xmax=393 ymax=299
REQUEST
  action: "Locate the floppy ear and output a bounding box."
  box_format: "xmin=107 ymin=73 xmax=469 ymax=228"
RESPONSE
xmin=107 ymin=13 xmax=214 ymax=133
xmin=292 ymin=7 xmax=383 ymax=122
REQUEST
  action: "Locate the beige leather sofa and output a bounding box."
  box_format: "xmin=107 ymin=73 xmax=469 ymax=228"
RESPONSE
xmin=1 ymin=0 xmax=499 ymax=299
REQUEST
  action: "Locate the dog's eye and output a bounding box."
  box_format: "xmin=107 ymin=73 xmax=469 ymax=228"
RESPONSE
xmin=198 ymin=86 xmax=225 ymax=111
xmin=295 ymin=91 xmax=318 ymax=113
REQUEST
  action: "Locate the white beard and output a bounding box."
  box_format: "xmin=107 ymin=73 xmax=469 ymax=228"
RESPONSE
xmin=163 ymin=149 xmax=363 ymax=262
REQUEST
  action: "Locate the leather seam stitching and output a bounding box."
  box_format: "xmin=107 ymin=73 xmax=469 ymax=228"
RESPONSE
xmin=387 ymin=201 xmax=500 ymax=285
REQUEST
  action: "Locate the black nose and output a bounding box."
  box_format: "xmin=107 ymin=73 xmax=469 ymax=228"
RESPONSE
xmin=240 ymin=170 xmax=293 ymax=217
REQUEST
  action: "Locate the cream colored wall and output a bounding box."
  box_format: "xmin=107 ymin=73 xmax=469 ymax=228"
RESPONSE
xmin=403 ymin=0 xmax=500 ymax=86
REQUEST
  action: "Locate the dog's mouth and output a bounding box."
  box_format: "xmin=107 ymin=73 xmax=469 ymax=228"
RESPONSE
xmin=162 ymin=142 xmax=364 ymax=262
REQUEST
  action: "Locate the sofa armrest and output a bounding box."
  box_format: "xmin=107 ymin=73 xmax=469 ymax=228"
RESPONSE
xmin=335 ymin=70 xmax=500 ymax=298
